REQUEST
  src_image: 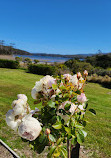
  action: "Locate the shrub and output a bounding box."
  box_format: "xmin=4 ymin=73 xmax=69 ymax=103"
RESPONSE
xmin=87 ymin=74 xmax=111 ymax=88
xmin=65 ymin=59 xmax=94 ymax=74
xmin=33 ymin=59 xmax=39 ymax=64
xmin=0 ymin=59 xmax=19 ymax=69
xmin=28 ymin=64 xmax=57 ymax=75
xmin=15 ymin=56 xmax=23 ymax=62
xmin=53 ymin=63 xmax=71 ymax=75
xmin=92 ymin=68 xmax=111 ymax=77
xmin=23 ymin=57 xmax=32 ymax=65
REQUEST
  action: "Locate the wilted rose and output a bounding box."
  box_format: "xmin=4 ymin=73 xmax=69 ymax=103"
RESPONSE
xmin=18 ymin=114 xmax=42 ymax=141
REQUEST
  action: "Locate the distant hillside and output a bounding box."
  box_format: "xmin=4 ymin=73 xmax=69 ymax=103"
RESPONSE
xmin=31 ymin=53 xmax=93 ymax=59
xmin=0 ymin=45 xmax=30 ymax=55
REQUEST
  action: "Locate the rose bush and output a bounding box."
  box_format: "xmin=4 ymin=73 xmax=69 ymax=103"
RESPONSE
xmin=6 ymin=70 xmax=96 ymax=158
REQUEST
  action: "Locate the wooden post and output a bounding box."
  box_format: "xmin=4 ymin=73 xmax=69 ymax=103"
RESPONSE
xmin=71 ymin=142 xmax=80 ymax=158
xmin=67 ymin=139 xmax=70 ymax=158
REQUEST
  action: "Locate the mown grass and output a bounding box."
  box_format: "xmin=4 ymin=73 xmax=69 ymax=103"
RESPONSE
xmin=0 ymin=68 xmax=111 ymax=158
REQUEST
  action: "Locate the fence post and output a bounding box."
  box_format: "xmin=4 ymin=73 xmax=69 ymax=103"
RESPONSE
xmin=71 ymin=142 xmax=80 ymax=158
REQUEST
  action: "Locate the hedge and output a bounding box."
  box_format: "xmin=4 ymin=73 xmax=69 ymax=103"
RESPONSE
xmin=28 ymin=64 xmax=56 ymax=75
xmin=0 ymin=59 xmax=19 ymax=69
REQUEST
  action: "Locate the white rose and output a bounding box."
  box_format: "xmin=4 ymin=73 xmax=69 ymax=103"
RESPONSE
xmin=78 ymin=105 xmax=84 ymax=111
xmin=69 ymin=74 xmax=78 ymax=87
xmin=17 ymin=94 xmax=28 ymax=102
xmin=78 ymin=103 xmax=85 ymax=111
xmin=12 ymin=99 xmax=27 ymax=116
xmin=63 ymin=74 xmax=72 ymax=81
xmin=6 ymin=109 xmax=21 ymax=131
xmin=41 ymin=75 xmax=56 ymax=89
xmin=18 ymin=114 xmax=42 ymax=141
xmin=31 ymin=87 xmax=38 ymax=99
xmin=69 ymin=103 xmax=77 ymax=115
xmin=59 ymin=101 xmax=77 ymax=115
xmin=78 ymin=76 xmax=84 ymax=89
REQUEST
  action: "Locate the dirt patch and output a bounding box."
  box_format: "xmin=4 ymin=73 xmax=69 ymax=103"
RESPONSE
xmin=0 ymin=143 xmax=88 ymax=158
xmin=0 ymin=55 xmax=15 ymax=60
xmin=0 ymin=145 xmax=14 ymax=158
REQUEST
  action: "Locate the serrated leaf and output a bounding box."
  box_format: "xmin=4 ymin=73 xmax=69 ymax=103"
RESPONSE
xmin=49 ymin=134 xmax=56 ymax=142
xmin=48 ymin=100 xmax=55 ymax=108
xmin=89 ymin=108 xmax=96 ymax=115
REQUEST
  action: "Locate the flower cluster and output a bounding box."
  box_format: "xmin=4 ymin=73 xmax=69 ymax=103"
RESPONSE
xmin=6 ymin=70 xmax=94 ymax=157
xmin=6 ymin=94 xmax=42 ymax=141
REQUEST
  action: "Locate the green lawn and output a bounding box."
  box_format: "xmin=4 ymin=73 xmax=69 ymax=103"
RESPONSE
xmin=0 ymin=68 xmax=111 ymax=158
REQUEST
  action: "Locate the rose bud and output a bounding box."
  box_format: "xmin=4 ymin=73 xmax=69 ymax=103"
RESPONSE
xmin=77 ymin=72 xmax=82 ymax=79
xmin=83 ymin=70 xmax=88 ymax=77
xmin=45 ymin=128 xmax=51 ymax=135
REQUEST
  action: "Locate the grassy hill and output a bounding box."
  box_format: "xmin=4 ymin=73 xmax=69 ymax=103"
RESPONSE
xmin=0 ymin=68 xmax=111 ymax=158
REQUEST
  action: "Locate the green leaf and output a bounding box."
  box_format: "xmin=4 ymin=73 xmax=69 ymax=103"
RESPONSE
xmin=75 ymin=90 xmax=81 ymax=94
xmin=48 ymin=100 xmax=55 ymax=108
xmin=60 ymin=147 xmax=67 ymax=158
xmin=80 ymin=129 xmax=87 ymax=137
xmin=64 ymin=103 xmax=71 ymax=111
xmin=49 ymin=134 xmax=56 ymax=142
xmin=60 ymin=85 xmax=65 ymax=90
xmin=71 ymin=137 xmax=77 ymax=145
xmin=65 ymin=127 xmax=71 ymax=134
xmin=29 ymin=144 xmax=34 ymax=149
xmin=47 ymin=146 xmax=56 ymax=158
xmin=52 ymin=84 xmax=58 ymax=90
xmin=89 ymin=108 xmax=96 ymax=115
xmin=56 ymin=137 xmax=62 ymax=145
xmin=75 ymin=124 xmax=83 ymax=129
xmin=52 ymin=122 xmax=62 ymax=129
xmin=77 ymin=131 xmax=84 ymax=144
xmin=84 ymin=102 xmax=88 ymax=109
xmin=39 ymin=134 xmax=46 ymax=143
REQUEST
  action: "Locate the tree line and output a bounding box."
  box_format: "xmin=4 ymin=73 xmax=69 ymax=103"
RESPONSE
xmin=0 ymin=40 xmax=30 ymax=55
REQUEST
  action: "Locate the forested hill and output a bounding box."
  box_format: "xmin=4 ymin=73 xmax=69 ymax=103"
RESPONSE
xmin=0 ymin=44 xmax=30 ymax=55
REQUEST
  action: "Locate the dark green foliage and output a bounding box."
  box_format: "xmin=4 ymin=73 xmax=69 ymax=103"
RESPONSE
xmin=65 ymin=59 xmax=93 ymax=74
xmin=23 ymin=57 xmax=32 ymax=65
xmin=28 ymin=64 xmax=56 ymax=75
xmin=0 ymin=59 xmax=19 ymax=69
xmin=85 ymin=54 xmax=111 ymax=69
xmin=15 ymin=56 xmax=23 ymax=62
xmin=33 ymin=59 xmax=39 ymax=64
xmin=92 ymin=68 xmax=111 ymax=77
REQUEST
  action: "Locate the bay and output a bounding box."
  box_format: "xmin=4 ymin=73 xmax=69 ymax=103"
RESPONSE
xmin=14 ymin=54 xmax=72 ymax=63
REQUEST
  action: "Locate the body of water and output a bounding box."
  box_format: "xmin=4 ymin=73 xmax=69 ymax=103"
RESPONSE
xmin=14 ymin=54 xmax=72 ymax=63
